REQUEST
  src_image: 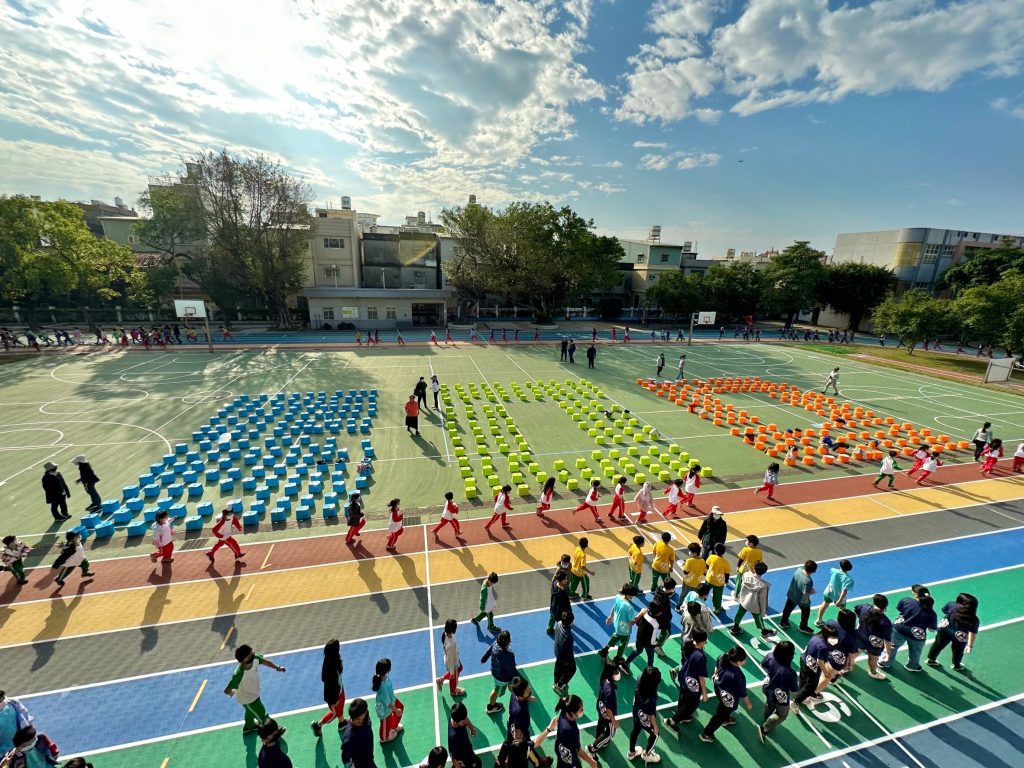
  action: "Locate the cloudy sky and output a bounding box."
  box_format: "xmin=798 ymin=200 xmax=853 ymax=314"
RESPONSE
xmin=1 ymin=0 xmax=1022 ymax=257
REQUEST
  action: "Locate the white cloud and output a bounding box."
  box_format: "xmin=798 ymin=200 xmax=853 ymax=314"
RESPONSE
xmin=595 ymin=182 xmax=626 ymax=194
xmin=632 ymin=141 xmax=670 ymax=149
xmin=639 ymin=151 xmax=719 ymax=171
xmin=594 ymin=160 xmax=624 ymax=168
xmin=991 ymin=95 xmax=1024 ymax=119
xmin=639 ymin=154 xmax=674 ymax=171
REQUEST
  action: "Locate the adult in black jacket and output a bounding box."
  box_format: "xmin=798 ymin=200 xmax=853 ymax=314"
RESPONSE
xmin=41 ymin=462 xmax=71 ymax=521
xmin=71 ymin=454 xmax=102 ymax=512
xmin=414 ymin=377 xmax=429 ymax=410
xmin=560 ymin=339 xmax=568 ymax=362
xmin=698 ymin=506 xmax=727 ymax=560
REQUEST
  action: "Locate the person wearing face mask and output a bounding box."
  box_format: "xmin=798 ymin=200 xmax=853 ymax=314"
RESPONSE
xmin=791 ymin=624 xmax=841 ymax=710
xmin=884 ymin=584 xmax=937 ymax=673
xmin=699 ymin=646 xmax=752 ymax=744
xmin=697 ymin=507 xmax=727 ymax=561
xmin=665 ymin=631 xmax=709 ymax=729
xmin=0 ymin=692 xmax=32 ymax=756
xmin=2 ymin=725 xmax=59 ymax=768
xmin=587 ymin=662 xmax=620 ymax=756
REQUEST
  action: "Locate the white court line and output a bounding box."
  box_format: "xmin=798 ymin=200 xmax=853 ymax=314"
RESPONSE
xmin=423 ymin=525 xmax=442 ymax=745
xmin=428 ymin=356 xmax=451 ymax=466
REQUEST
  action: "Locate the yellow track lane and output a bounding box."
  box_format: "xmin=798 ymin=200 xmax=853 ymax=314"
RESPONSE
xmin=2 ymin=477 xmax=1021 ymax=646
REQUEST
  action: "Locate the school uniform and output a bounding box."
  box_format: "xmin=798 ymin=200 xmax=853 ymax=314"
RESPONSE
xmin=762 ymin=655 xmax=799 ymax=733
xmin=755 ymin=467 xmax=779 ymax=498
xmin=485 ymin=491 xmax=513 ymax=529
xmin=633 ymin=485 xmax=655 ymax=522
xmin=781 ymin=567 xmax=814 ymax=630
xmin=672 ymin=646 xmax=707 ymax=722
xmin=568 ymin=545 xmax=591 ymax=598
xmin=345 ymin=500 xmax=365 ymax=542
xmin=609 ymin=483 xmax=627 ymax=520
xmin=482 ymin=641 xmax=517 ymax=697
xmin=600 ymin=596 xmax=636 ymax=660
xmin=703 ymin=660 xmax=746 ymax=738
xmin=627 ymin=543 xmax=644 ymax=589
xmin=227 ymin=655 xmax=271 ymax=731
xmin=0 ymin=696 xmax=32 ymax=754
xmin=552 ymin=622 xmax=577 ymax=691
xmin=258 ymin=740 xmax=293 ymax=768
xmin=472 ymin=579 xmax=499 ymax=629
xmin=980 ymin=444 xmax=1003 ymax=473
xmin=855 ymin=604 xmax=893 ymax=658
xmin=624 ymin=608 xmax=659 ymax=668
xmin=432 ymin=498 xmax=461 ymax=536
xmin=208 ymin=515 xmax=243 ymax=558
xmin=907 ymin=448 xmax=929 ymax=475
xmin=52 ymin=540 xmax=90 ymax=586
xmin=928 ymin=602 xmax=980 ymax=668
xmin=873 ymin=455 xmax=899 ymax=487
xmin=573 ymin=486 xmax=601 ymax=519
xmin=2 ymin=540 xmax=31 ymax=584
xmin=316 ymin=662 xmax=346 ymax=728
xmin=682 ymin=473 xmax=700 ymax=505
xmin=555 ymin=712 xmax=582 ymax=768
xmin=547 ymin=581 xmax=572 ymax=633
xmin=341 ymin=718 xmax=376 ymax=768
xmin=448 ymin=719 xmax=481 ymax=768
xmin=1012 ymin=443 xmax=1024 ymax=472
xmin=438 ymin=632 xmax=463 ymax=695
xmin=733 ymin=570 xmax=771 ymax=633
xmin=681 ymin=556 xmax=707 ymax=590
xmin=374 ymin=676 xmax=404 ymax=741
xmin=385 ymin=507 xmax=404 ymax=550
xmin=151 ymin=520 xmax=174 ymax=561
xmin=661 ymin=483 xmax=681 ymax=517
xmin=590 ymin=677 xmax=618 ymax=751
xmin=915 ymin=456 xmax=941 ymax=483
xmin=628 ymin=685 xmax=658 ymax=755
xmin=704 ymin=554 xmax=729 ymax=611
xmin=888 ymin=597 xmax=937 ymax=669
xmin=794 ymin=635 xmax=830 ymax=704
xmin=1 ymin=732 xmax=60 ymax=768
xmin=822 ymin=568 xmax=854 ymax=608
xmin=536 ymin=485 xmax=554 ymax=515
xmin=734 ymin=545 xmax=763 ymax=599
xmin=650 ymin=541 xmax=675 ymax=591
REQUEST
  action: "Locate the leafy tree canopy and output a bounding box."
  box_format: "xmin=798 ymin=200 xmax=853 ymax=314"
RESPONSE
xmin=870 ymin=290 xmax=954 ymax=353
xmin=762 ymin=241 xmax=828 ymax=324
xmin=818 ymin=262 xmax=898 ymax=331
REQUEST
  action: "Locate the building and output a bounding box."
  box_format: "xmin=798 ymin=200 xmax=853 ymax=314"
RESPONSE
xmin=78 ymin=198 xmax=136 ymax=238
xmin=831 ymin=228 xmax=1024 ymax=292
xmin=714 ymin=248 xmax=777 ymax=271
xmin=613 ymin=232 xmax=706 ymax=306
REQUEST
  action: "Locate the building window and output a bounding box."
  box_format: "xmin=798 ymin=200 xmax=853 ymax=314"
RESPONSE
xmin=324 ymin=265 xmax=339 ymax=279
xmin=913 ymin=281 xmax=931 ymax=290
xmin=922 ymin=244 xmax=939 ymax=264
xmin=322 ymin=308 xmax=335 ymax=320
xmin=636 ymin=254 xmax=645 ymax=263
xmin=941 ymin=245 xmax=954 ymax=256
xmin=323 ymin=237 xmax=345 ymax=249
xmin=318 ymin=212 xmax=327 ymax=218
xmin=367 ymin=306 xmax=379 ymax=319
xmin=128 ymin=234 xmax=140 ymax=245
xmin=385 ymin=306 xmax=397 ymax=319
xmin=660 ymin=254 xmax=669 ymax=263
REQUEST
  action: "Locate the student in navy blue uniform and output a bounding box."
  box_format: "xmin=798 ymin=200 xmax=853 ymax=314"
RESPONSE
xmin=854 ymin=595 xmax=893 ymax=680
xmin=700 ymin=646 xmax=752 ymax=743
xmin=623 ymin=598 xmax=663 ymax=672
xmin=341 ymin=699 xmax=376 ymax=768
xmin=627 ymin=666 xmax=662 ymax=762
xmin=419 ymin=747 xmax=448 ymax=768
xmin=446 ymin=702 xmax=481 ymax=768
xmin=552 ymin=611 xmax=577 ymax=696
xmin=482 ymin=631 xmax=519 ymax=714
xmin=884 ymin=585 xmax=937 ymax=673
xmin=507 ymin=677 xmax=552 ymax=767
xmin=547 ymin=570 xmax=572 ymax=635
xmin=257 ymin=719 xmax=292 ymax=768
xmin=553 ymin=694 xmax=598 ymax=768
xmin=587 ymin=662 xmax=620 ymax=756
xmin=792 ymin=623 xmax=839 ymax=709
xmin=927 ymin=592 xmax=979 ymax=671
xmin=666 ymin=630 xmax=708 ymax=729
xmin=834 ymin=608 xmax=861 ymax=673
xmin=757 ymin=641 xmax=799 ymax=744
xmin=496 ymin=717 xmax=557 ymax=768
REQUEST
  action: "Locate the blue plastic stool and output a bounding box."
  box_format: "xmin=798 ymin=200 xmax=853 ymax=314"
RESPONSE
xmin=112 ymin=509 xmax=134 ymax=524
xmin=183 ymin=471 xmax=199 ymax=484
xmin=143 ymin=483 xmax=160 ymax=498
xmin=265 ymin=476 xmax=280 ymax=490
xmin=205 ymin=469 xmax=221 ymax=483
xmin=197 ymin=501 xmax=215 ymax=517
xmin=227 ymin=467 xmax=242 ymax=480
xmin=159 ymin=472 xmax=176 ymax=486
xmin=227 ymin=498 xmax=244 ymax=513
xmin=270 ymin=507 xmax=289 ymax=523
xmin=241 ymin=477 xmax=257 ymax=491
xmin=157 ymin=497 xmax=173 ymax=511
xmin=322 ymin=505 xmax=339 ymax=520
xmin=187 ymin=483 xmax=203 ymax=499
xmin=255 ymin=486 xmax=270 ymax=501
xmin=249 ymin=501 xmax=266 ymax=516
xmin=101 ymin=499 xmax=120 ymax=514
xmin=167 ymin=484 xmax=184 ymax=499
xmin=126 ymin=520 xmax=148 ymax=537
xmin=169 ymin=503 xmax=187 ymax=520
xmin=143 ymin=506 xmax=160 ymax=522
xmin=175 ymin=443 xmax=188 ymax=454
xmin=355 ymin=476 xmax=369 ymax=490
xmin=295 ymin=505 xmax=313 ymax=522
xmin=121 ymin=485 xmax=139 ymax=500
xmin=184 ymin=515 xmax=204 ymax=532
xmin=219 ymin=479 xmax=235 ymax=493
xmin=242 ymin=511 xmax=260 ymax=527
xmin=80 ymin=513 xmax=101 ymax=529
xmin=126 ymin=498 xmax=144 ymax=512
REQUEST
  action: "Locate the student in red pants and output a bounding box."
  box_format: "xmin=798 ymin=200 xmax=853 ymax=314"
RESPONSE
xmin=207 ymin=508 xmax=245 ymax=561
xmin=485 ymin=485 xmax=514 ymax=530
xmin=754 ymin=462 xmax=780 ymax=501
xmin=662 ymin=478 xmax=684 ymax=517
xmin=432 ymin=492 xmax=462 ymax=538
xmin=311 ymin=639 xmax=346 ymax=737
xmin=385 ymin=499 xmax=404 ymax=551
xmin=915 ymin=452 xmax=943 ymax=485
xmin=573 ymin=479 xmax=602 ymax=521
xmin=345 ymin=493 xmax=365 ymax=544
xmin=609 ymin=476 xmax=628 ymax=522
xmin=150 ymin=510 xmax=174 ymax=563
xmin=536 ymin=477 xmax=556 ymax=516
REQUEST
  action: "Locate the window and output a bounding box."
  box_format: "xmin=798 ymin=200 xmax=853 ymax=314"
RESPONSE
xmin=922 ymin=244 xmax=939 ymax=264
xmin=660 ymin=254 xmax=669 ymax=262
xmin=323 ymin=237 xmax=345 ymax=248
xmin=385 ymin=306 xmax=397 ymax=320
xmin=322 ymin=308 xmax=335 ymax=320
xmin=913 ymin=281 xmax=931 ymax=290
xmin=367 ymin=306 xmax=379 ymax=319
xmin=324 ymin=265 xmax=339 ymax=279
xmin=636 ymin=254 xmax=645 ymax=263
xmin=318 ymin=212 xmax=327 ymax=218
xmin=941 ymin=245 xmax=954 ymax=256
xmin=128 ymin=234 xmax=140 ymax=245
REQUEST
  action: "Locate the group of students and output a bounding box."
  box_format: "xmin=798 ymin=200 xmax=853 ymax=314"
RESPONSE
xmin=0 ymin=690 xmax=94 ymax=767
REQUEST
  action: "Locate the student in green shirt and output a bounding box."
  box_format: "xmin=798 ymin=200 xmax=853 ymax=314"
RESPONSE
xmin=471 ymin=572 xmax=503 ymax=634
xmin=598 ymin=584 xmax=640 ymax=664
xmin=224 ymin=644 xmax=287 ymax=733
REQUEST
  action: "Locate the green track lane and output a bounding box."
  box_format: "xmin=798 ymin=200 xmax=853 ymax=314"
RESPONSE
xmin=84 ymin=566 xmax=1023 ymax=767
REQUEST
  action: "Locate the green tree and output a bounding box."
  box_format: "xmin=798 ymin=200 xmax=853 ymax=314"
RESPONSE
xmin=645 ymin=271 xmax=704 ymax=317
xmin=135 ymin=185 xmax=207 ymax=261
xmin=952 ymin=274 xmax=1024 ymax=353
xmin=700 ymin=261 xmax=764 ymax=319
xmin=763 ymin=241 xmax=828 ymax=325
xmin=870 ymin=290 xmax=951 ymax=353
xmin=937 ymin=239 xmax=1024 ymax=296
xmin=818 ymin=262 xmax=898 ymax=331
xmin=441 ymin=201 xmax=623 ymax=322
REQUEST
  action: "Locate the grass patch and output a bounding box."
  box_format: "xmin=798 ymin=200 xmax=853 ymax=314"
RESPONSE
xmin=804 ymin=344 xmax=860 ymax=356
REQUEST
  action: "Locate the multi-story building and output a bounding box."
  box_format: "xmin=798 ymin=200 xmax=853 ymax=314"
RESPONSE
xmin=78 ymin=197 xmax=136 ymax=237
xmin=831 ymin=228 xmax=1024 ymax=292
xmin=613 ymin=233 xmax=707 ymax=306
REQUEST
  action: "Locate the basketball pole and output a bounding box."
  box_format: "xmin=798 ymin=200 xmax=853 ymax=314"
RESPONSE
xmin=204 ymin=316 xmax=213 ymax=354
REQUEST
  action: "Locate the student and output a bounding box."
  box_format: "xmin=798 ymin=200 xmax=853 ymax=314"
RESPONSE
xmin=1013 ymin=442 xmax=1024 ymax=472
xmin=496 ymin=716 xmax=555 ymax=768
xmin=730 ymin=561 xmax=776 ymax=638
xmin=681 ymin=542 xmax=707 ymax=591
xmin=384 ymin=498 xmax=404 ymax=551
xmin=656 ymin=353 xmax=665 ymax=378
xmin=150 ymin=509 xmax=174 ymax=563
xmin=505 ymin=677 xmax=550 ymax=767
xmin=677 ymin=591 xmax=713 ymax=646
xmin=51 ymin=530 xmax=94 ymax=588
xmin=3 ymin=725 xmax=60 ymax=768
xmin=554 ymin=694 xmax=598 ymax=768
xmin=609 ymin=477 xmax=628 ymax=522
xmin=780 ymin=560 xmax=817 ymax=633
xmin=258 ymin=718 xmax=292 ymax=768
xmin=757 ymin=641 xmax=800 ymax=744
xmin=700 ymin=646 xmax=752 ymax=743
xmin=822 ymin=367 xmax=840 ymax=395
xmin=481 ymin=631 xmax=518 ymax=715
xmin=484 ymin=485 xmax=514 ymax=530
xmin=372 ymin=658 xmax=404 ymax=743
xmin=572 ymin=480 xmax=602 ymax=521
xmin=311 ymin=639 xmax=346 ymax=737
xmin=682 ymin=466 xmax=701 ymax=507
xmin=623 ymin=599 xmax=663 ymax=672
xmin=980 ymin=438 xmax=1004 ymax=475
xmin=431 ymin=376 xmax=442 ymax=409
xmin=432 ymin=618 xmax=467 ymax=697
xmin=224 ymin=644 xmax=287 ymax=734
xmin=421 ymin=747 xmax=449 ymax=768
xmin=207 ymin=508 xmax=245 ymax=561
xmin=552 ymin=611 xmax=577 ymax=696
xmin=754 ymin=462 xmax=780 ymax=501
xmin=536 ymin=477 xmax=556 ymax=516
xmin=627 ymin=666 xmax=662 ymax=762
xmin=884 ymin=585 xmax=937 ymax=673
xmin=665 ymin=631 xmax=708 ymax=729
xmin=70 ymin=454 xmax=102 ymax=513
xmin=345 ymin=493 xmax=365 ymax=543
xmin=404 ymin=396 xmax=421 ymax=437
xmin=40 ymin=462 xmax=71 ymax=521
xmin=471 ymin=572 xmax=502 ymax=634
xmin=633 ymin=481 xmax=656 ymax=523
xmin=815 ymin=559 xmax=854 ymax=626
xmin=568 ymin=538 xmax=594 ymax=601
xmin=547 ymin=570 xmax=573 ymax=634
xmin=396 ymin=329 xmax=405 ymax=346
xmin=2 ymin=536 xmax=31 ymax=586
xmin=915 ymin=451 xmax=942 ymax=485
xmin=971 ymin=422 xmax=992 ymax=461
xmin=734 ymin=534 xmax=763 ymax=600
xmin=661 ymin=478 xmax=683 ymax=517
xmin=906 ymin=445 xmax=930 ymax=476
xmin=792 ymin=624 xmax=840 ymax=709
xmin=704 ymin=543 xmax=730 ymax=613
xmin=587 ymin=662 xmax=621 ymax=755
xmin=341 ymin=699 xmax=376 ymax=768
xmin=650 ymin=532 xmax=675 ymax=593
xmin=677 ymin=354 xmax=686 ymax=380
xmin=627 ymin=535 xmax=645 ymax=589
xmin=927 ymin=592 xmax=979 ymax=671
xmin=432 ymin=491 xmax=462 ymax=538
xmin=446 ymin=702 xmax=480 ymax=768
xmin=599 ymin=584 xmax=640 ymax=664
xmin=697 ymin=506 xmax=727 ymax=560
xmin=853 ymin=595 xmax=893 ymax=680
xmin=0 ymin=691 xmax=32 ymax=755
xmin=872 ymin=450 xmax=901 ymax=488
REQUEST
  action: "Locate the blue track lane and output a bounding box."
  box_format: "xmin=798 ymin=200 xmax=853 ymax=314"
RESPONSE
xmin=24 ymin=525 xmax=1024 ymax=755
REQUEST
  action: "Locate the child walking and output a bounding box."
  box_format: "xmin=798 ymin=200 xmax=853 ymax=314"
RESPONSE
xmin=341 ymin=699 xmax=375 ymax=768
xmin=682 ymin=466 xmax=701 ymax=507
xmin=536 ymin=477 xmax=556 ymax=516
xmin=815 ymin=559 xmax=854 ymax=626
xmin=372 ymin=658 xmax=404 ymax=743
xmin=572 ymin=480 xmax=602 ymax=521
xmin=599 ymin=583 xmax=640 ymax=664
xmin=755 ymin=462 xmax=780 ymax=501
xmin=481 ymin=631 xmax=518 ymax=714
xmin=1013 ymin=442 xmax=1024 ymax=472
xmin=588 ymin=662 xmax=620 ymax=756
xmin=609 ymin=477 xmax=628 ymax=522
xmin=471 ymin=572 xmax=502 ymax=633
xmin=432 ymin=492 xmax=462 ymax=538
xmin=666 ymin=631 xmax=709 ymax=729
xmin=705 ymin=543 xmax=730 ymax=613
xmin=627 ymin=535 xmax=645 ymax=590
xmin=344 ymin=493 xmax=365 ymax=544
xmin=915 ymin=451 xmax=942 ymax=485
xmin=980 ymin=439 xmax=1004 ymax=475
xmin=207 ymin=508 xmax=245 ymax=561
xmin=627 ymin=667 xmax=662 ymax=762
xmin=661 ymin=479 xmax=683 ymax=518
xmin=730 ymin=561 xmax=776 ymax=638
xmin=872 ymin=450 xmax=900 ymax=488
xmin=224 ymin=644 xmax=287 ymax=734
xmin=568 ymin=538 xmax=594 ymax=600
xmin=734 ymin=534 xmax=763 ymax=600
xmin=633 ymin=481 xmax=656 ymax=523
xmin=150 ymin=510 xmax=174 ymax=563
xmin=650 ymin=531 xmax=675 ymax=593
xmin=2 ymin=535 xmax=31 ymax=585
xmin=311 ymin=639 xmax=346 ymax=737
xmin=757 ymin=641 xmax=799 ymax=744
xmin=385 ymin=498 xmax=404 ymax=551
xmin=51 ymin=530 xmax=94 ymax=588
xmin=484 ymin=485 xmax=513 ymax=530
xmin=700 ymin=646 xmax=752 ymax=743
xmin=436 ymin=619 xmax=466 ymax=697
xmin=446 ymin=702 xmax=481 ymax=768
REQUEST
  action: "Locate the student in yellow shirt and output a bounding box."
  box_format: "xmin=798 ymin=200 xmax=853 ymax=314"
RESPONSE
xmin=705 ymin=543 xmax=731 ymax=613
xmin=627 ymin=535 xmax=645 ymax=589
xmin=650 ymin=531 xmax=675 ymax=593
xmin=682 ymin=542 xmax=707 ymax=590
xmin=569 ymin=537 xmax=594 ymax=601
xmin=735 ymin=534 xmax=763 ymax=600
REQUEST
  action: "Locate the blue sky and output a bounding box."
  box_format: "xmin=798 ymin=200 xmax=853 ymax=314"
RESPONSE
xmin=0 ymin=0 xmax=1022 ymax=258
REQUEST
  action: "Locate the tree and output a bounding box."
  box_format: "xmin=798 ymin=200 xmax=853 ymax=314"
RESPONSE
xmin=870 ymin=290 xmax=951 ymax=353
xmin=952 ymin=274 xmax=1024 ymax=353
xmin=700 ymin=261 xmax=764 ymax=320
xmin=937 ymin=239 xmax=1024 ymax=296
xmin=645 ymin=271 xmax=704 ymax=317
xmin=0 ymin=195 xmax=139 ymax=324
xmin=441 ymin=201 xmax=623 ymax=322
xmin=762 ymin=241 xmax=828 ymax=325
xmin=135 ymin=185 xmax=207 ymax=261
xmin=818 ymin=262 xmax=898 ymax=331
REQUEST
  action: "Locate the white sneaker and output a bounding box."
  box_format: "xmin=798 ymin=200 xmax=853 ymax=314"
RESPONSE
xmin=627 ymin=748 xmax=644 ymax=760
xmin=643 ymin=751 xmax=661 ymax=764
xmin=868 ymin=670 xmax=887 ymax=680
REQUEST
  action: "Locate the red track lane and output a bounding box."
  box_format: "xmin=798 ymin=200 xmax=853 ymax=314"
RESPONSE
xmin=3 ymin=460 xmax=1017 ymax=605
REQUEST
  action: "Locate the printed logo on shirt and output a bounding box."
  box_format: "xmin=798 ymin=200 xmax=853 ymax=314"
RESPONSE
xmin=718 ymin=690 xmax=736 ymax=709
xmin=869 ymin=635 xmax=884 ymax=649
xmin=557 ymin=743 xmax=573 ymax=765
xmin=954 ymin=630 xmax=969 ymax=643
xmin=685 ymin=676 xmax=700 ymax=694
xmin=911 ymin=627 xmax=926 ymax=640
xmin=773 ymin=689 xmax=789 ymax=705
xmin=804 ymin=656 xmax=820 ymax=672
xmin=638 ymin=711 xmax=653 ymax=730
xmin=828 ymin=650 xmax=847 ymax=666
